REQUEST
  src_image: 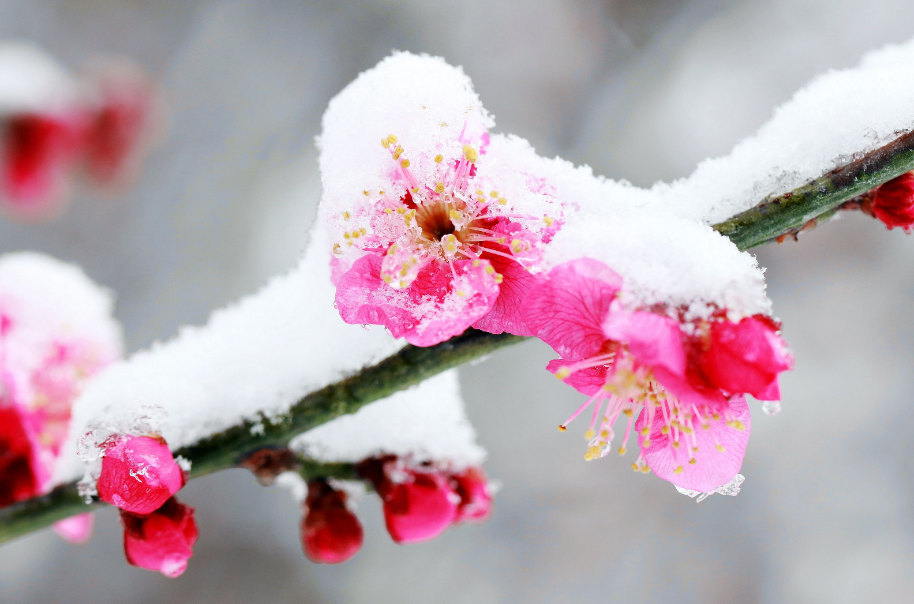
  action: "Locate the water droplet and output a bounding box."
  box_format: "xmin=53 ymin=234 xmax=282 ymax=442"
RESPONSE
xmin=762 ymin=400 xmax=781 ymax=416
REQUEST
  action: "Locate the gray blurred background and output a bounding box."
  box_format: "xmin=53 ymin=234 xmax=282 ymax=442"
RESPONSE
xmin=1 ymin=0 xmax=914 ymax=602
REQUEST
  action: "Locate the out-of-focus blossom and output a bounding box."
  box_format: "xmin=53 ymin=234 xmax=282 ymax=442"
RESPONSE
xmin=523 ymin=258 xmax=791 ymax=492
xmin=301 ymin=479 xmax=363 ymax=564
xmin=0 ymin=252 xmax=122 ymax=542
xmin=861 ymin=172 xmax=914 ymax=233
xmin=51 ymin=512 xmax=94 ymax=544
xmin=121 ymin=497 xmax=198 ymax=578
xmin=97 ymin=435 xmax=185 ymax=515
xmin=0 ymin=43 xmax=161 ymax=222
xmin=321 ymin=53 xmax=563 ymax=346
xmin=450 ymin=466 xmax=492 ymax=523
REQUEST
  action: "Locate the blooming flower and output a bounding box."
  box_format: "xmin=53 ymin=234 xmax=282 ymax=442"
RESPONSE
xmin=0 ymin=252 xmax=122 ymax=542
xmin=862 ymin=172 xmax=914 ymax=233
xmin=97 ymin=435 xmax=185 ymax=515
xmin=301 ymin=479 xmax=363 ymax=564
xmin=121 ymin=497 xmax=198 ymax=578
xmin=358 ymin=456 xmax=458 ymax=544
xmin=321 ymin=52 xmax=563 ymax=346
xmin=523 ymin=258 xmax=792 ymax=492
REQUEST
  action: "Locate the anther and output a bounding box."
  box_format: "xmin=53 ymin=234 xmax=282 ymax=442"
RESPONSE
xmin=490 ymin=191 xmax=499 ymax=197
xmin=554 ymin=366 xmax=571 ymax=379
xmin=434 ymin=154 xmax=443 ymax=163
xmin=463 ymin=145 xmax=478 ymax=162
xmin=716 ymin=444 xmax=726 ymax=452
xmin=558 ymin=425 xmax=567 ymax=432
xmin=400 ymin=159 xmax=410 ymax=168
xmin=673 ymin=466 xmax=684 ymax=475
xmin=497 ymin=197 xmax=507 ymax=205
xmin=435 ymin=182 xmax=445 ymax=194
xmin=618 ymin=447 xmax=627 ymax=456
xmin=543 ymin=216 xmax=555 ymax=227
xmin=387 ymin=134 xmax=398 ymax=143
xmin=688 ymin=458 xmax=697 ymax=465
xmin=584 ymin=429 xmax=595 ymax=440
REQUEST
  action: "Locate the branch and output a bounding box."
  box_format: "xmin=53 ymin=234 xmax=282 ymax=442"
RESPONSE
xmin=2 ymin=130 xmax=913 ymax=544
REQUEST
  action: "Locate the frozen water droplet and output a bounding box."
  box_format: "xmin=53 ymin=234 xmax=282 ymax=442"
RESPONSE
xmin=762 ymin=401 xmax=781 ymax=416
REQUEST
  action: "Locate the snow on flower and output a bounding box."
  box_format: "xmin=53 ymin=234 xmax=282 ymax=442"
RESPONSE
xmin=0 ymin=252 xmax=122 ymax=540
xmin=319 ymin=52 xmax=563 ymax=346
xmin=0 ymin=43 xmax=160 ymax=221
xmin=523 ymin=258 xmax=791 ymax=492
xmin=301 ymin=478 xmax=364 ymax=564
xmin=121 ymin=496 xmax=198 ymax=578
xmin=96 ymin=435 xmax=185 ymax=515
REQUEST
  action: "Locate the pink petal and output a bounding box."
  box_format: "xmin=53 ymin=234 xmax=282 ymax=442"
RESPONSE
xmin=97 ymin=436 xmax=184 ymax=515
xmin=546 ymin=358 xmax=606 ymax=396
xmin=122 ymin=498 xmax=198 ymax=578
xmin=53 ymin=512 xmax=94 ymax=544
xmin=635 ymin=395 xmax=751 ymax=492
xmin=602 ymin=311 xmax=686 ymax=378
xmin=451 ymin=467 xmax=492 ymax=523
xmin=382 ymin=471 xmax=458 ymax=544
xmin=335 ymin=254 xmax=417 ymax=339
xmin=522 ymin=259 xmax=622 ymax=360
xmin=471 ymin=252 xmax=536 ymax=337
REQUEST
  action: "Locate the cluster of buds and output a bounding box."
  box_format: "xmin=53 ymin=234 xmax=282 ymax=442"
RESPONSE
xmin=299 ymin=456 xmax=492 ymax=564
xmin=0 ymin=43 xmax=161 ymax=221
xmin=95 ymin=435 xmax=198 ymax=578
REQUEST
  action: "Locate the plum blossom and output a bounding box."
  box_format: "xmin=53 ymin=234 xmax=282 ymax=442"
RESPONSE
xmin=121 ymin=497 xmax=198 ymax=578
xmin=523 ymin=258 xmax=792 ymax=492
xmin=0 ymin=252 xmax=122 ymax=541
xmin=320 ymin=52 xmax=563 ymax=346
xmin=301 ymin=478 xmax=363 ymax=564
xmin=97 ymin=435 xmax=185 ymax=515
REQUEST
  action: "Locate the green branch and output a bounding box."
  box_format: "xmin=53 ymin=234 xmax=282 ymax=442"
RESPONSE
xmin=2 ymin=129 xmax=913 ymax=544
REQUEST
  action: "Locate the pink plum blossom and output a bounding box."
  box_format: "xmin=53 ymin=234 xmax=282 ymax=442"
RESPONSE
xmin=523 ymin=258 xmax=791 ymax=491
xmin=97 ymin=435 xmax=185 ymax=515
xmin=301 ymin=479 xmax=363 ymax=564
xmin=121 ymin=497 xmax=198 ymax=578
xmin=321 ymin=53 xmax=563 ymax=346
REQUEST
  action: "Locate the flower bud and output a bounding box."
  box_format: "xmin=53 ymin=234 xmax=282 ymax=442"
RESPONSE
xmin=0 ymin=405 xmax=39 ymax=507
xmin=121 ymin=497 xmax=198 ymax=578
xmin=380 ymin=469 xmax=458 ymax=544
xmin=451 ymin=467 xmax=492 ymax=523
xmin=868 ymin=172 xmax=914 ymax=232
xmin=97 ymin=435 xmax=184 ymax=514
xmin=301 ymin=479 xmax=363 ymax=564
xmin=698 ymin=316 xmax=793 ymax=401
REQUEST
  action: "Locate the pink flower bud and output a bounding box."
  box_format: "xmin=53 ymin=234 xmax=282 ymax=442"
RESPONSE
xmin=698 ymin=315 xmax=793 ymax=401
xmin=97 ymin=435 xmax=184 ymax=515
xmin=869 ymin=172 xmax=914 ymax=232
xmin=380 ymin=469 xmax=458 ymax=544
xmin=121 ymin=497 xmax=198 ymax=578
xmin=0 ymin=405 xmax=39 ymax=507
xmin=301 ymin=479 xmax=363 ymax=564
xmin=451 ymin=467 xmax=492 ymax=523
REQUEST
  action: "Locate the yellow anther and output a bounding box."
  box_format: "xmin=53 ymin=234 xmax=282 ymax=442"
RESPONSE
xmin=702 ymin=423 xmax=710 ymax=430
xmin=660 ymin=426 xmax=670 ymax=435
xmin=435 ymin=182 xmax=445 ymax=194
xmin=382 ymin=275 xmax=392 ymax=284
xmin=387 ymin=134 xmax=397 ymax=143
xmin=352 ymin=231 xmax=360 ymax=239
xmin=672 ymin=441 xmax=680 ymax=449
xmin=363 ymin=190 xmax=370 ymax=196
xmin=712 ymin=413 xmax=721 ymax=421
xmin=673 ymin=466 xmax=684 ymax=475
xmin=510 ymin=239 xmax=524 ymax=254
xmin=716 ymin=444 xmax=726 ymax=452
xmin=554 ymin=366 xmax=571 ymax=380
xmin=463 ymin=145 xmax=478 ymax=162
xmin=640 ymin=465 xmax=651 ymax=474
xmin=688 ymin=458 xmax=697 ymax=465
xmin=490 ymin=191 xmax=499 ymax=197
xmin=475 ymin=189 xmax=485 ymax=196
xmin=640 ymin=427 xmax=650 ymax=436
xmin=493 ymin=273 xmax=503 ymax=284
xmin=411 ymin=187 xmax=418 ymax=193
xmin=434 ymin=154 xmax=443 ymax=163
xmin=484 ymin=265 xmax=495 ymax=275
xmin=381 ymin=137 xmax=391 ymax=148
xmin=497 ymin=197 xmax=507 ymax=205
xmin=332 ymin=243 xmax=342 ymax=255
xmin=584 ymin=429 xmax=595 ymax=440
xmin=400 ymin=159 xmax=410 ymax=168
xmin=441 ymin=233 xmax=459 ymax=254
xmin=584 ymin=451 xmax=594 ymax=461
xmin=379 ymin=190 xmax=384 ymax=195
xmin=343 ymin=232 xmax=350 ymax=239
xmin=393 ymin=146 xmax=404 ymax=160
xmin=396 ymin=207 xmax=406 ymax=214
xmin=623 ymin=409 xmax=633 ymax=417
xmin=497 ymin=237 xmax=506 ymax=244
xmin=642 ymin=439 xmax=651 ymax=447
xmin=618 ymin=446 xmax=627 ymax=456
xmin=543 ymin=216 xmax=555 ymax=227
xmin=472 ymin=259 xmax=481 ymax=267
xmin=449 ymin=209 xmax=461 ymax=221
xmin=631 ymin=463 xmax=639 ymax=471
xmin=457 ymin=289 xmax=467 ymax=298
xmin=600 ymin=430 xmax=610 ymax=439
xmin=342 ymin=211 xmax=350 ymax=220
xmin=558 ymin=425 xmax=567 ymax=432
xmin=732 ymin=420 xmax=746 ymax=431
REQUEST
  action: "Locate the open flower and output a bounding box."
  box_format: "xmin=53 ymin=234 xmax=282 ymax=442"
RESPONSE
xmin=121 ymin=497 xmax=198 ymax=578
xmin=301 ymin=479 xmax=363 ymax=564
xmin=321 ymin=52 xmax=563 ymax=346
xmin=523 ymin=258 xmax=791 ymax=491
xmin=97 ymin=435 xmax=185 ymax=515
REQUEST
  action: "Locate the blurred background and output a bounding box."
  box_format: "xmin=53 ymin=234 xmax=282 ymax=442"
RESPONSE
xmin=1 ymin=0 xmax=914 ymax=602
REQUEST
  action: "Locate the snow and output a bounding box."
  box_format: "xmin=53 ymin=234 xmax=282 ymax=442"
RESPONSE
xmin=57 ymin=228 xmax=487 ymax=484
xmin=0 ymin=43 xmax=79 ymax=115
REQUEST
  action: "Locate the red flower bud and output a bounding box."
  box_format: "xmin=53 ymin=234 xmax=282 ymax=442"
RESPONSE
xmin=301 ymin=479 xmax=363 ymax=564
xmin=451 ymin=467 xmax=492 ymax=523
xmin=97 ymin=435 xmax=184 ymax=514
xmin=869 ymin=172 xmax=914 ymax=232
xmin=0 ymin=405 xmax=38 ymax=507
xmin=380 ymin=469 xmax=458 ymax=544
xmin=121 ymin=497 xmax=198 ymax=578
xmin=698 ymin=315 xmax=793 ymax=400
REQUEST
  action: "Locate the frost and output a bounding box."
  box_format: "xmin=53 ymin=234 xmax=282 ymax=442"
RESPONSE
xmin=56 ymin=228 xmax=486 ymax=484
xmin=675 ymin=474 xmax=746 ymax=503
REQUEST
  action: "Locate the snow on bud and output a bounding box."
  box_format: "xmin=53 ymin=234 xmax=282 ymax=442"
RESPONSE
xmin=97 ymin=435 xmax=185 ymax=515
xmin=301 ymin=479 xmax=364 ymax=564
xmin=864 ymin=172 xmax=914 ymax=233
xmin=121 ymin=497 xmax=198 ymax=578
xmin=450 ymin=467 xmax=492 ymax=523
